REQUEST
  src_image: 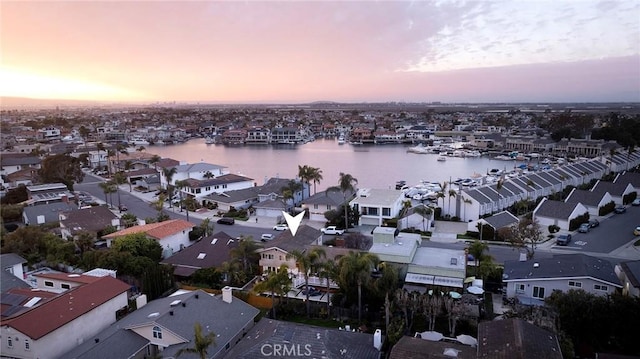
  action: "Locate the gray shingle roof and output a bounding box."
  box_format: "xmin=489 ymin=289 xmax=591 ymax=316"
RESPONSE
xmin=619 ymin=260 xmax=640 ymax=289
xmin=224 ymin=319 xmax=381 ymax=359
xmin=60 ymin=206 xmax=118 ymax=234
xmin=478 ymin=318 xmax=562 ymax=359
xmin=0 ymin=253 xmax=27 ymax=267
xmin=483 ymin=211 xmax=519 ymax=230
xmin=0 ymin=270 xmax=31 ymax=295
xmin=161 ymin=232 xmax=239 ymax=277
xmin=503 ymin=254 xmax=621 ymax=286
xmin=565 ymin=188 xmax=608 ymax=207
xmin=615 ymin=171 xmax=640 ymax=188
xmin=23 ymin=202 xmax=78 ymax=225
xmin=185 ymin=173 xmax=254 ymax=188
xmin=204 ymin=187 xmax=259 ymax=204
xmin=258 ymin=225 xmax=321 ymax=254
xmin=465 ymin=189 xmax=492 ymax=204
xmin=592 ymin=180 xmax=631 ymax=196
xmin=302 ymin=189 xmax=354 ymax=206
xmin=534 ymin=199 xmax=582 ymax=219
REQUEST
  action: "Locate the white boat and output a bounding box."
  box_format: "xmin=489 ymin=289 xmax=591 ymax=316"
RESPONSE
xmin=205 ymin=137 xmax=215 ymax=145
xmin=129 ymin=137 xmax=150 ymax=146
xmin=337 ymin=136 xmax=346 ymax=145
xmin=437 ymin=156 xmax=447 ymax=162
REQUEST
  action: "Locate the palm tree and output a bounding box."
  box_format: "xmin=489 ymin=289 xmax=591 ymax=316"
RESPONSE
xmin=252 ymin=265 xmax=291 ymax=319
xmin=115 ymin=143 xmax=129 ymax=173
xmin=413 ymin=205 xmax=433 ymax=232
xmin=401 ymin=200 xmax=412 ymax=229
xmin=467 ymin=240 xmax=489 ymax=276
xmin=229 ymin=238 xmax=261 ymax=274
xmin=150 ymin=194 xmax=167 ymax=220
xmin=327 ymin=173 xmax=358 ymax=229
xmin=309 ymin=166 xmax=323 ymax=195
xmin=163 ymin=166 xmax=178 ymax=208
xmin=318 ymin=260 xmax=339 ymax=318
xmin=149 ymin=154 xmax=161 ymax=171
xmin=123 ymin=160 xmax=133 ymax=191
xmin=199 ymin=218 xmax=214 ymax=237
xmin=281 ymin=179 xmax=303 ymax=211
xmin=98 ymin=180 xmax=116 ymax=208
xmin=338 ymin=251 xmax=379 ymax=324
xmin=175 ymin=322 xmax=216 ymax=359
xmin=287 ymin=248 xmax=326 ymax=317
xmin=447 ymin=189 xmax=456 ymax=217
xmin=297 ymin=165 xmax=313 ymax=200
xmin=112 ymin=172 xmax=127 ymax=210
xmin=175 ymin=179 xmax=189 ymax=221
xmin=203 ymin=170 xmax=215 ymax=179
xmin=136 ymin=145 xmax=146 ymax=153
xmin=460 ymin=197 xmax=472 ymax=222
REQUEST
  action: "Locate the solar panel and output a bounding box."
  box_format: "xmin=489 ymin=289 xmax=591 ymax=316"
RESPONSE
xmin=0 ymin=292 xmax=26 ymax=306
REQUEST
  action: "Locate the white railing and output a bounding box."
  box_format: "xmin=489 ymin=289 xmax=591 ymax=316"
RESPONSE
xmin=293 ymin=276 xmax=338 ymax=289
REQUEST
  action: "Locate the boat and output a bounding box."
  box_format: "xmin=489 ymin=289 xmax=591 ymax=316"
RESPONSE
xmin=204 ymin=137 xmax=215 ymax=145
xmin=337 ymin=136 xmax=346 ymax=145
xmin=129 ymin=137 xmax=150 ymax=146
xmin=437 ymin=156 xmax=447 ymax=162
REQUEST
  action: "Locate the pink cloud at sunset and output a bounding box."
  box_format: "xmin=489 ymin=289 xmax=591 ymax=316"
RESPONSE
xmin=1 ymin=1 xmax=639 ymax=103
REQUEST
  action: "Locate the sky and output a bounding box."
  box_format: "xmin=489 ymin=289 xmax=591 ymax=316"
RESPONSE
xmin=1 ymin=1 xmax=639 ymax=104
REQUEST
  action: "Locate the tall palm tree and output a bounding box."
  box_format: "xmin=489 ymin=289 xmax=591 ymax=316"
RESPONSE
xmin=149 ymin=154 xmax=161 ymax=171
xmin=413 ymin=205 xmax=433 ymax=232
xmin=115 ymin=143 xmax=129 ymax=173
xmin=163 ymin=166 xmax=178 ymax=208
xmin=229 ymin=238 xmax=261 ymax=274
xmin=327 ymin=173 xmax=358 ymax=229
xmin=252 ymin=265 xmax=291 ymax=319
xmin=297 ymin=165 xmax=313 ymax=201
xmin=112 ymin=172 xmax=127 ymax=210
xmin=98 ymin=180 xmax=116 ymax=208
xmin=150 ymin=194 xmax=167 ymax=220
xmin=318 ymin=260 xmax=339 ymax=318
xmin=460 ymin=197 xmax=472 ymax=222
xmin=401 ymin=200 xmax=412 ymax=229
xmin=338 ymin=251 xmax=379 ymax=324
xmin=287 ymin=248 xmax=326 ymax=318
xmin=175 ymin=179 xmax=189 ymax=221
xmin=123 ymin=160 xmax=133 ymax=191
xmin=447 ymin=189 xmax=456 ymax=217
xmin=281 ymin=179 xmax=303 ymax=210
xmin=175 ymin=322 xmax=216 ymax=359
xmin=309 ymin=166 xmax=323 ymax=195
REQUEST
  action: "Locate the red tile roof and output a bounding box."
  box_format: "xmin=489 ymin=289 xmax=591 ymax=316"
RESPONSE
xmin=1 ymin=276 xmax=130 ymax=339
xmin=103 ymin=219 xmax=194 ymax=240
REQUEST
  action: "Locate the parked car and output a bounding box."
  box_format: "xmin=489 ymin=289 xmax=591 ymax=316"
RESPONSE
xmin=635 ymin=226 xmax=640 ymax=236
xmin=556 ymin=234 xmax=572 ymax=246
xmin=589 ymin=219 xmax=600 ymax=228
xmin=578 ymin=223 xmax=590 ymax=233
xmin=217 ymin=217 xmax=235 ymax=225
xmin=261 ymin=233 xmax=274 ymax=242
xmin=632 ymin=199 xmax=640 ymax=206
xmin=118 ymin=205 xmax=128 ymax=212
xmin=273 ymin=224 xmax=288 ymax=231
xmin=614 ymin=205 xmax=627 ymax=214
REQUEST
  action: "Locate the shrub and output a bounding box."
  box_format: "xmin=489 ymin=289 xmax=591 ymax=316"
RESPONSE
xmin=548 ymin=225 xmax=560 ymax=233
xmin=599 ymin=201 xmax=615 ymax=216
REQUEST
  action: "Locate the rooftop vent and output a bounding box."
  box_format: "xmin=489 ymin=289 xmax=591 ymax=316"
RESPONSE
xmin=147 ymin=312 xmax=160 ymax=318
xmin=533 ymin=263 xmax=540 ymax=268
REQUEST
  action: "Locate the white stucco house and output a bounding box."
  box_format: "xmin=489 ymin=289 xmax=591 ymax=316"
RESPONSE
xmin=350 ymin=188 xmax=404 ymax=226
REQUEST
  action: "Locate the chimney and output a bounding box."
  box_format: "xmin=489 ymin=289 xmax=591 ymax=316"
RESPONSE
xmin=61 ymin=194 xmax=68 ymax=203
xmin=222 ymin=286 xmax=233 ymax=303
xmin=95 ymin=338 xmax=99 ymax=343
xmin=169 ymin=311 xmax=174 ymax=316
xmin=373 ymin=329 xmax=382 ymax=350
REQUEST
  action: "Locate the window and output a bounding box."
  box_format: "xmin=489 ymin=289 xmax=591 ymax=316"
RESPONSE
xmin=450 ymin=258 xmax=458 ymax=265
xmin=44 ymin=281 xmax=54 ymax=287
xmin=368 ymin=207 xmax=379 ymax=216
xmin=594 ymin=284 xmax=608 ymax=291
xmin=153 ymin=326 xmax=163 ymax=339
xmin=516 ymin=284 xmax=525 ymax=294
xmin=61 ymin=283 xmax=71 ymax=290
xmin=7 ymin=338 xmax=12 ymax=348
xmin=568 ymin=281 xmax=582 ymax=288
xmin=382 ymin=207 xmax=391 ymax=216
xmin=24 ymin=339 xmax=30 ymax=351
xmin=533 ymin=286 xmax=545 ymax=299
xmin=313 ymin=204 xmax=318 ymax=209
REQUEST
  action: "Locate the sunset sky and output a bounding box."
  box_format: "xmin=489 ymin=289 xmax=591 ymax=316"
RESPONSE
xmin=2 ymin=1 xmax=639 ymax=103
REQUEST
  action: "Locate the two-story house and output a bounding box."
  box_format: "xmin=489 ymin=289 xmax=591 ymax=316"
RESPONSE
xmin=350 ymin=188 xmax=404 ymax=226
xmin=257 ymin=225 xmax=322 ymax=274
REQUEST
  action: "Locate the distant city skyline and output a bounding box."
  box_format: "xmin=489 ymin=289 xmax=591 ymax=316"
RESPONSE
xmin=1 ymin=1 xmax=639 ymax=104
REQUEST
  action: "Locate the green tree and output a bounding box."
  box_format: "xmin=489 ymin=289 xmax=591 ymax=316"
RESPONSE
xmin=413 ymin=205 xmax=433 ymax=232
xmin=163 ymin=166 xmax=178 ymax=208
xmin=37 ymin=154 xmax=84 ymax=190
xmin=229 ymin=237 xmax=261 ymax=275
xmin=99 ymin=181 xmax=117 ymax=208
xmin=149 ymin=154 xmax=161 ymax=171
xmin=297 ymin=165 xmax=315 ymax=200
xmin=253 ymin=265 xmax=291 ymax=319
xmin=1 ymin=226 xmax=56 ymax=264
xmin=112 ymin=172 xmax=128 ymax=210
xmin=401 ymin=200 xmax=412 ymax=228
xmin=318 ymin=260 xmax=339 ymax=318
xmin=176 ymin=322 xmax=217 ymax=359
xmin=199 ymin=218 xmax=214 ymax=237
xmin=111 ymin=232 xmax=163 ymax=262
xmin=467 ymin=240 xmax=489 ymax=276
xmin=498 ymin=218 xmax=544 ymax=259
xmin=287 ymin=248 xmax=326 ymax=317
xmin=327 ymin=173 xmax=358 ymax=229
xmin=0 ymin=184 xmax=28 ymax=205
xmin=309 ymin=166 xmax=323 ymax=195
xmin=337 ymin=251 xmax=379 ymax=324
xmin=174 ymin=179 xmax=190 ymax=221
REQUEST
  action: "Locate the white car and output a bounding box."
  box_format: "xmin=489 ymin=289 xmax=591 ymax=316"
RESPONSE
xmin=273 ymin=224 xmax=288 ymax=231
xmin=261 ymin=234 xmax=274 ymax=241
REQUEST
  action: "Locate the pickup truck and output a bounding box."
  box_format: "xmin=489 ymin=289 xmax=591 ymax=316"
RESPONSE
xmin=320 ymin=226 xmax=345 ymax=235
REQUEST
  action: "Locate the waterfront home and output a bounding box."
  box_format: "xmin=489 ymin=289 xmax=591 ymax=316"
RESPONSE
xmin=61 ymin=288 xmax=259 ymax=359
xmin=300 ymin=189 xmax=354 ymax=222
xmin=350 ymin=188 xmax=404 ymax=226
xmin=203 ymin=187 xmax=259 ymax=212
xmin=0 ymin=275 xmax=130 ymax=359
xmin=615 ymin=260 xmax=640 ymax=297
xmin=270 ymin=126 xmax=300 ymax=144
xmin=503 ymin=254 xmax=621 ymax=306
xmin=257 ymin=225 xmax=321 ymax=274
xmin=398 ymin=203 xmax=434 ymax=232
xmin=532 ymin=198 xmax=588 ymax=231
xmin=161 ymin=232 xmax=239 ymax=281
xmin=160 ymin=162 xmax=229 ymax=189
xmin=103 ymin=219 xmax=195 ymax=258
xmin=179 ymin=173 xmax=255 ymax=200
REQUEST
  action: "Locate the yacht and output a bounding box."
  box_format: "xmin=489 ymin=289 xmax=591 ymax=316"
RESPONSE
xmin=337 ymin=136 xmax=346 ymax=145
xmin=437 ymin=156 xmax=447 ymax=162
xmin=204 ymin=137 xmax=215 ymax=145
xmin=129 ymin=136 xmax=150 ymax=146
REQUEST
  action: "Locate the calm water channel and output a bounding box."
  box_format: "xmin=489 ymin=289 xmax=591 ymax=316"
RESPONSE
xmin=148 ymin=138 xmax=513 ymax=192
